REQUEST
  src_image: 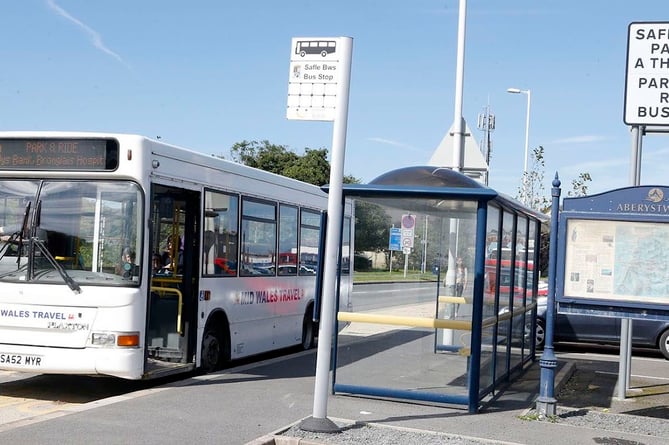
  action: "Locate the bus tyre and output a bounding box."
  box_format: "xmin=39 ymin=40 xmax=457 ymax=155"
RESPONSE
xmin=301 ymin=312 xmax=317 ymax=350
xmin=659 ymin=330 xmax=669 ymax=360
xmin=201 ymin=328 xmax=223 ymax=373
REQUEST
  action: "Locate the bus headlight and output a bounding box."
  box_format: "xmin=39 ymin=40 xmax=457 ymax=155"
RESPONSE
xmin=91 ymin=332 xmax=140 ymax=348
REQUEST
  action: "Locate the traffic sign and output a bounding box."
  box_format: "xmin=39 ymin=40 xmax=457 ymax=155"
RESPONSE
xmin=401 ymin=214 xmax=416 ymax=230
xmin=624 ymin=22 xmax=669 ymax=125
xmin=287 ymin=37 xmax=343 ymax=121
xmin=388 ymin=227 xmax=401 ymax=251
xmin=400 ymin=214 xmax=415 ymax=249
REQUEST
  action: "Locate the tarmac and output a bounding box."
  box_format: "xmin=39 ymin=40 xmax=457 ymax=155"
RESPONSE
xmin=1 ymin=334 xmax=668 ymax=445
xmin=247 ymin=350 xmax=669 ymax=445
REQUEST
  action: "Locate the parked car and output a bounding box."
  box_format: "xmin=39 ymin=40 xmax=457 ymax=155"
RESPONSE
xmin=535 ymin=296 xmax=669 ymax=359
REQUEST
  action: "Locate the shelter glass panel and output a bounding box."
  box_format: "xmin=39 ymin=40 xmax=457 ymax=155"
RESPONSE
xmin=514 ymin=215 xmax=529 ymax=309
xmin=335 ymin=196 xmax=478 ymax=402
xmin=479 ymin=323 xmax=495 ymax=396
xmin=341 ymin=216 xmax=351 ymax=275
xmin=484 ymin=205 xmax=501 ymax=319
xmin=509 ymin=312 xmax=525 ymax=371
xmin=527 ymin=220 xmax=539 ymax=305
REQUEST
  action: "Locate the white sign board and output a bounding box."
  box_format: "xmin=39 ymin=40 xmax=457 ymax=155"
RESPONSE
xmin=624 ymin=22 xmax=669 ymax=126
xmin=287 ymin=37 xmax=342 ymax=121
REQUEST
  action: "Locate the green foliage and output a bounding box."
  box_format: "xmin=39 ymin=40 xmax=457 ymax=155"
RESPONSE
xmin=567 ymin=172 xmax=592 ymax=197
xmin=230 ymin=140 xmax=299 ymax=175
xmin=283 ymin=148 xmax=331 ymax=186
xmin=518 ymin=145 xmax=550 ymax=212
xmin=228 ymin=140 xmax=357 ymax=187
xmin=518 ymin=145 xmax=593 ymax=211
xmin=518 ymin=145 xmax=592 ymax=277
xmin=353 ymin=201 xmax=391 ymax=252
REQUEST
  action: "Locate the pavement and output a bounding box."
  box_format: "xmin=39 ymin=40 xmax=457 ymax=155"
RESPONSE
xmin=1 ymin=336 xmax=669 ymax=445
xmin=1 ymin=296 xmax=668 ymax=444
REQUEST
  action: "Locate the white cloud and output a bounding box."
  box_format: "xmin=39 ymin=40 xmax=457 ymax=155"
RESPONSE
xmin=366 ymin=137 xmax=427 ymax=153
xmin=46 ymin=0 xmax=129 ymax=68
xmin=550 ymin=135 xmax=612 ymax=145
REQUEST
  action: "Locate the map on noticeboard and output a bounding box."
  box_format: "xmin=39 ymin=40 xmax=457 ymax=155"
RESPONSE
xmin=563 ymin=218 xmax=669 ymax=305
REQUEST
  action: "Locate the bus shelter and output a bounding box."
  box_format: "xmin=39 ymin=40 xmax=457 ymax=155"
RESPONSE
xmin=331 ymin=166 xmax=547 ymax=413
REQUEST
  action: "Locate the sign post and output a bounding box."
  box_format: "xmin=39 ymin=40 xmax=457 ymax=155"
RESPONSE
xmin=622 ymin=21 xmax=669 ymax=399
xmin=289 ymin=36 xmax=353 ymax=434
xmin=388 ymin=227 xmax=401 ymax=273
xmin=401 ymin=214 xmax=415 ymax=278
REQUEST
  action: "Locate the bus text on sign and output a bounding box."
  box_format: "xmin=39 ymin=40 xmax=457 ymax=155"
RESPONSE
xmin=0 ymin=139 xmax=119 ymax=171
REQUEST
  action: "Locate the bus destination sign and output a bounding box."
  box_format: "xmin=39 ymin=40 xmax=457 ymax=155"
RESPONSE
xmin=0 ymin=139 xmax=119 ymax=171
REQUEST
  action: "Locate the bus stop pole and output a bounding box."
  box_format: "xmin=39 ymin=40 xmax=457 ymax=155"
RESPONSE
xmin=300 ymin=36 xmax=353 ymax=434
xmin=618 ymin=125 xmax=643 ymax=399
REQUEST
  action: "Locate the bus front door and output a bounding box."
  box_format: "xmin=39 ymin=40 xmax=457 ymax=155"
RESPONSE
xmin=146 ymin=185 xmax=200 ymax=378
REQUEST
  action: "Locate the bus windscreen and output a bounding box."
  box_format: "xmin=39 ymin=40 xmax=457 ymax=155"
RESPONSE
xmin=0 ymin=138 xmax=119 ymax=171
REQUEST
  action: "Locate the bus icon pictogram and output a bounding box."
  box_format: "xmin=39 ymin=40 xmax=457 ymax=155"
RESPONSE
xmin=295 ymin=40 xmax=336 ymax=57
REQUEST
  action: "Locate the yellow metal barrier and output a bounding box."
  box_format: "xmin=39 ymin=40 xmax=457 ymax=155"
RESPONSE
xmin=438 ymin=296 xmax=468 ymax=305
xmin=150 ymin=286 xmax=183 ymax=335
xmin=337 ymin=311 xmax=472 ymax=331
xmin=151 ymin=276 xmax=182 ymax=286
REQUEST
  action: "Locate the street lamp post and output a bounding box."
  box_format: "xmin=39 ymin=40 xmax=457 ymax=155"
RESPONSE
xmin=507 ymin=87 xmax=531 ymax=204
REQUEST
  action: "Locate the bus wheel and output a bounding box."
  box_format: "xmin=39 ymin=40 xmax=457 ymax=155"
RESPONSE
xmin=301 ymin=312 xmax=317 ymax=350
xmin=201 ymin=327 xmax=223 ymax=372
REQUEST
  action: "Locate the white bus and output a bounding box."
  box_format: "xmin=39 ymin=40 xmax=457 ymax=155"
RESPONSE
xmin=0 ymin=132 xmax=353 ymax=380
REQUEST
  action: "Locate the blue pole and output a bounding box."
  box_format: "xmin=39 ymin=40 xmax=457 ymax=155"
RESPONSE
xmin=536 ymin=173 xmax=561 ymax=416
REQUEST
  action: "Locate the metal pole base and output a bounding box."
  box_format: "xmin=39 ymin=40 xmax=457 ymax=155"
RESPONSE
xmin=299 ymin=416 xmax=341 ymax=433
xmin=536 ymin=397 xmax=557 ymax=417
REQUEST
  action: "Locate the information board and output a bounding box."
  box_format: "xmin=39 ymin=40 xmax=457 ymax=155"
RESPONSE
xmin=557 ymin=185 xmax=669 ymax=316
xmin=563 ymin=218 xmax=669 ymax=306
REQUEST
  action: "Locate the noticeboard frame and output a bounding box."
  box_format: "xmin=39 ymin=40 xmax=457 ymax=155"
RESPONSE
xmin=556 ymin=185 xmax=669 ymax=321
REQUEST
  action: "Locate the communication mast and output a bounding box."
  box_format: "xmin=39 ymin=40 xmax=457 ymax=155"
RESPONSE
xmin=477 ymin=103 xmax=495 ymax=185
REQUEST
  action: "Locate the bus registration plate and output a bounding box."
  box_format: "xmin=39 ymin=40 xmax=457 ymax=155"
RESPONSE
xmin=0 ymin=353 xmax=42 ymax=367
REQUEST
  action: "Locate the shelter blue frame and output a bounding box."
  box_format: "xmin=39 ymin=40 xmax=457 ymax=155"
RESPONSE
xmin=327 ymin=166 xmax=547 ymax=413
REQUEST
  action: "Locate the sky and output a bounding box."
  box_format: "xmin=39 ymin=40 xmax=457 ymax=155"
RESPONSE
xmin=1 ymin=1 xmax=667 ymax=199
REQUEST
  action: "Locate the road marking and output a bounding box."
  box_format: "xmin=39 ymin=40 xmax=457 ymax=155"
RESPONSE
xmin=596 ymin=370 xmax=669 ymax=381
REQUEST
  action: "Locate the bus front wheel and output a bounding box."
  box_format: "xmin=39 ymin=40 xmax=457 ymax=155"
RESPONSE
xmin=201 ymin=325 xmax=228 ymax=372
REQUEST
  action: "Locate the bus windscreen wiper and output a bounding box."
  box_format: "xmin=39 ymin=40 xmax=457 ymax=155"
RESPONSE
xmin=32 ymin=237 xmax=82 ymax=294
xmin=29 ymin=199 xmax=82 ymax=294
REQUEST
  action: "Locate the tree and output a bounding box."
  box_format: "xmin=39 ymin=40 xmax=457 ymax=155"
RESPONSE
xmin=283 ymin=148 xmax=331 ymax=186
xmin=518 ymin=145 xmax=550 ymax=212
xmin=518 ymin=146 xmax=592 ymax=277
xmin=567 ymin=172 xmax=592 ymax=197
xmin=518 ymin=145 xmax=593 ymax=209
xmin=353 ymin=201 xmax=390 ymax=252
xmin=229 ymin=140 xmax=352 ymax=187
xmin=230 ymin=140 xmax=297 ymax=171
